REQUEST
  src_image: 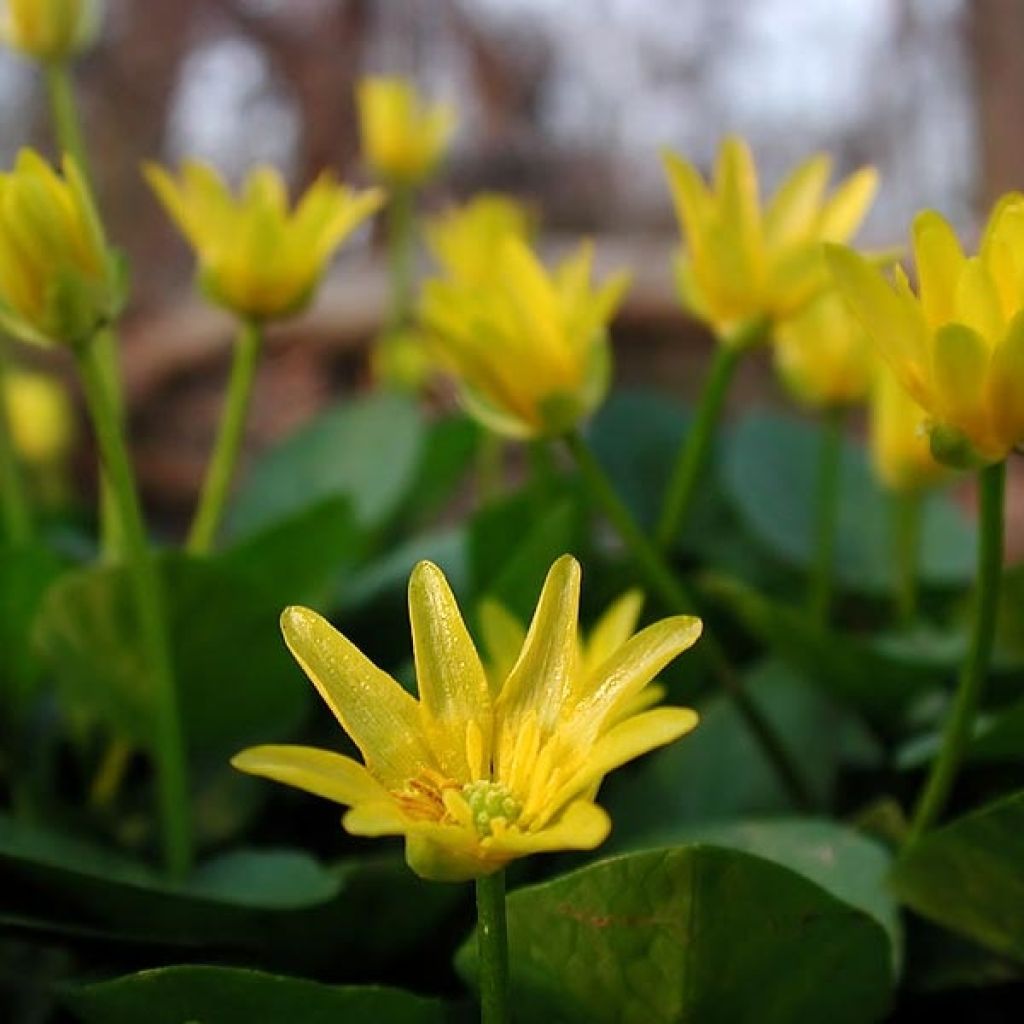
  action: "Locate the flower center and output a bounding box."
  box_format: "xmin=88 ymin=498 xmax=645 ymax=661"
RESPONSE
xmin=462 ymin=780 xmax=522 ymax=836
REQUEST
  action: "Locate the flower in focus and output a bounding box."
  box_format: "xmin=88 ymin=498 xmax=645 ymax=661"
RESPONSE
xmin=774 ymin=288 xmax=874 ymax=409
xmin=870 ymin=362 xmax=947 ymax=493
xmin=663 ymin=136 xmax=878 ymax=341
xmin=4 ymin=369 xmax=74 ymax=467
xmin=827 ymin=197 xmax=1024 ymax=466
xmin=233 ymin=555 xmax=701 ymax=882
xmin=2 ymin=0 xmax=99 ymax=63
xmin=145 ymin=161 xmax=384 ymax=322
xmin=0 ymin=149 xmax=120 ymax=347
xmin=425 ymin=193 xmax=533 ymax=285
xmin=421 ymin=237 xmax=630 ymax=438
xmin=357 ymin=77 xmax=456 ymax=187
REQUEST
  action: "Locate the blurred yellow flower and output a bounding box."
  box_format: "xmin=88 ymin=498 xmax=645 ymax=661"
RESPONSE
xmin=425 ymin=193 xmax=533 ymax=285
xmin=233 ymin=555 xmax=701 ymax=882
xmin=870 ymin=362 xmax=946 ymax=493
xmin=3 ymin=0 xmax=99 ymax=62
xmin=827 ymin=197 xmax=1024 ymax=465
xmin=0 ymin=149 xmax=119 ymax=347
xmin=357 ymin=77 xmax=456 ymax=186
xmin=145 ymin=161 xmax=384 ymax=322
xmin=421 ymin=238 xmax=630 ymax=438
xmin=664 ymin=136 xmax=878 ymax=341
xmin=4 ymin=369 xmax=74 ymax=466
xmin=774 ymin=288 xmax=874 ymax=409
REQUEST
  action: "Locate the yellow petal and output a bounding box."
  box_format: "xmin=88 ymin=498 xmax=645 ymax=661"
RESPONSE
xmin=954 ymin=257 xmax=1004 ymax=345
xmin=231 ymin=744 xmax=389 ymax=806
xmin=817 ymin=166 xmax=879 ymax=242
xmin=478 ymin=599 xmax=527 ymax=697
xmin=344 ymin=801 xmax=411 ymax=837
xmin=912 ymin=210 xmax=964 ymax=329
xmin=714 ymin=136 xmax=764 ymax=279
xmin=987 ymin=309 xmax=1024 ymax=450
xmin=764 ymin=153 xmax=831 ymax=247
xmin=485 ymin=800 xmax=610 ymax=856
xmin=581 ymin=589 xmax=644 ymax=681
xmin=661 ymin=149 xmax=713 ymax=256
xmin=280 ymin=606 xmax=433 ymax=787
xmin=408 ymin=560 xmax=491 ymax=779
xmin=930 ymin=322 xmax=989 ymax=434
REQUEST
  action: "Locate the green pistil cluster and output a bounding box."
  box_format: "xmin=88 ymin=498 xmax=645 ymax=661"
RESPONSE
xmin=462 ymin=780 xmax=522 ymax=836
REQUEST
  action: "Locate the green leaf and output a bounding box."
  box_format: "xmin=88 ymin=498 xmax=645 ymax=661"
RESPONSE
xmin=457 ymin=846 xmax=894 ymax=1023
xmin=891 ymin=790 xmax=1024 ymax=961
xmin=724 ymin=411 xmax=975 ymax=592
xmin=64 ymin=967 xmax=454 ymax=1024
xmin=227 ymin=392 xmax=423 ymax=540
xmin=603 ymin=660 xmax=866 ymax=835
xmin=702 ymin=573 xmax=935 ymax=720
xmin=33 ymin=554 xmax=307 ymax=757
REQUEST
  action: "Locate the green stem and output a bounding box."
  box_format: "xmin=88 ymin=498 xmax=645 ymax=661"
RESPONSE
xmin=44 ymin=62 xmax=92 ymax=185
xmin=906 ymin=461 xmax=1005 ymax=847
xmin=894 ymin=491 xmax=923 ymax=625
xmin=77 ymin=338 xmax=192 ymax=876
xmin=476 ymin=431 xmax=504 ymax=506
xmin=808 ymin=408 xmax=845 ymax=626
xmin=0 ymin=350 xmax=34 ymax=545
xmin=564 ymin=430 xmax=815 ymax=811
xmin=475 ymin=871 xmax=509 ymax=1024
xmin=186 ymin=322 xmax=263 ymax=555
xmin=387 ymin=185 xmax=416 ymax=329
xmin=655 ymin=322 xmax=764 ymax=551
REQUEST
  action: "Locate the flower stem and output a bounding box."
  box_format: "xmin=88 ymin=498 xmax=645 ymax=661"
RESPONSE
xmin=0 ymin=349 xmax=33 ymax=546
xmin=807 ymin=407 xmax=845 ymax=626
xmin=77 ymin=337 xmax=192 ymax=877
xmin=475 ymin=870 xmax=509 ymax=1024
xmin=44 ymin=62 xmax=92 ymax=185
xmin=186 ymin=321 xmax=263 ymax=555
xmin=655 ymin=321 xmax=765 ymax=551
xmin=564 ymin=429 xmax=815 ymax=811
xmin=906 ymin=460 xmax=1005 ymax=847
xmin=388 ymin=185 xmax=416 ymax=328
xmin=894 ymin=491 xmax=922 ymax=624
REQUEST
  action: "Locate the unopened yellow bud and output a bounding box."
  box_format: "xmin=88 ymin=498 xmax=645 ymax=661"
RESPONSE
xmin=0 ymin=149 xmax=121 ymax=347
xmin=4 ymin=369 xmax=74 ymax=466
xmin=3 ymin=0 xmax=100 ymax=62
xmin=145 ymin=161 xmax=384 ymax=322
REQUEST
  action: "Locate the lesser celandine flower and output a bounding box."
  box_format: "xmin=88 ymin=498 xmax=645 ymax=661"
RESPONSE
xmin=421 ymin=237 xmax=630 ymax=439
xmin=870 ymin=363 xmax=947 ymax=494
xmin=2 ymin=0 xmax=100 ymax=63
xmin=828 ymin=198 xmax=1024 ymax=466
xmin=425 ymin=193 xmax=533 ymax=285
xmin=357 ymin=76 xmax=456 ymax=186
xmin=145 ymin=161 xmax=384 ymax=322
xmin=0 ymin=149 xmax=121 ymax=347
xmin=4 ymin=369 xmax=74 ymax=466
xmin=775 ymin=288 xmax=875 ymax=409
xmin=663 ymin=136 xmax=878 ymax=341
xmin=233 ymin=555 xmax=701 ymax=882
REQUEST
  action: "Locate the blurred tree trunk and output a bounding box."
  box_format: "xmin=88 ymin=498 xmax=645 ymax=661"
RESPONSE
xmin=969 ymin=0 xmax=1024 ymax=205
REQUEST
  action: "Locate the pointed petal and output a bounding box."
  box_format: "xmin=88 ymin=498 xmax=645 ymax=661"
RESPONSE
xmin=580 ymin=590 xmax=644 ymax=682
xmin=485 ymin=800 xmax=610 ymax=856
xmin=714 ymin=136 xmax=764 ymax=279
xmin=954 ymin=257 xmax=1005 ymax=345
xmin=931 ymin=322 xmax=989 ymax=440
xmin=231 ymin=744 xmax=389 ymax=807
xmin=661 ymin=149 xmax=713 ymax=256
xmin=408 ymin=561 xmax=491 ymax=779
xmin=912 ymin=210 xmax=964 ymax=329
xmin=764 ymin=153 xmax=831 ymax=247
xmin=478 ymin=599 xmax=527 ymax=697
xmin=988 ymin=308 xmax=1024 ymax=450
xmin=496 ymin=555 xmax=581 ymax=733
xmin=280 ymin=606 xmax=433 ymax=787
xmin=343 ymin=801 xmax=411 ymax=837
xmin=818 ymin=166 xmax=878 ymax=242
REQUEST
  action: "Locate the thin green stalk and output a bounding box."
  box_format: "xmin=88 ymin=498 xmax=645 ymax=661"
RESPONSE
xmin=808 ymin=408 xmax=845 ymax=626
xmin=44 ymin=62 xmax=92 ymax=184
xmin=77 ymin=337 xmax=191 ymax=876
xmin=475 ymin=870 xmax=509 ymax=1024
xmin=894 ymin=491 xmax=923 ymax=625
xmin=906 ymin=461 xmax=1005 ymax=847
xmin=564 ymin=429 xmax=815 ymax=811
xmin=0 ymin=350 xmax=33 ymax=545
xmin=655 ymin=320 xmax=765 ymax=551
xmin=186 ymin=322 xmax=263 ymax=554
xmin=387 ymin=185 xmax=416 ymax=328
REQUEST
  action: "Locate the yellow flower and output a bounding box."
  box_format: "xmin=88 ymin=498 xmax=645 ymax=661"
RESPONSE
xmin=357 ymin=77 xmax=456 ymax=186
xmin=233 ymin=556 xmax=701 ymax=882
xmin=870 ymin=362 xmax=947 ymax=493
xmin=774 ymin=288 xmax=874 ymax=409
xmin=421 ymin=237 xmax=630 ymax=439
xmin=0 ymin=149 xmax=120 ymax=347
xmin=827 ymin=197 xmax=1024 ymax=465
xmin=664 ymin=136 xmax=878 ymax=341
xmin=3 ymin=0 xmax=99 ymax=63
xmin=145 ymin=161 xmax=384 ymax=322
xmin=4 ymin=369 xmax=74 ymax=466
xmin=425 ymin=193 xmax=533 ymax=285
